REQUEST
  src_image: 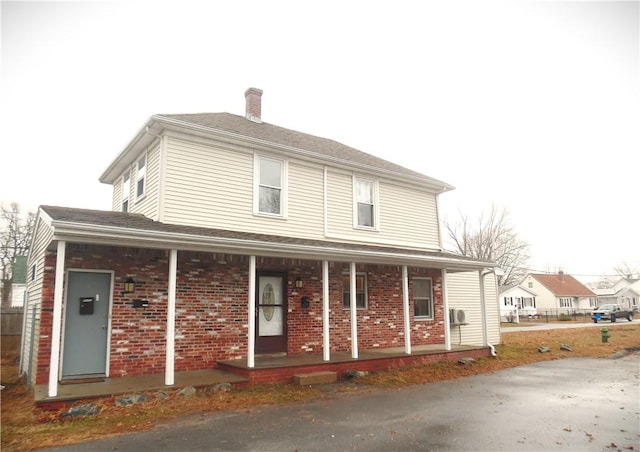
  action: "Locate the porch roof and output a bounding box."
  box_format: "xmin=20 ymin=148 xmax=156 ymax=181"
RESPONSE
xmin=39 ymin=205 xmax=494 ymax=271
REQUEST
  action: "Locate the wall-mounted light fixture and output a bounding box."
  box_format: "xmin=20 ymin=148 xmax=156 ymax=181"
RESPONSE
xmin=295 ymin=276 xmax=303 ymax=289
xmin=121 ymin=277 xmax=136 ymax=296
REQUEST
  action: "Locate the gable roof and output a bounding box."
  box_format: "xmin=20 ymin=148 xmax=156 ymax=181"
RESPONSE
xmin=37 ymin=205 xmax=493 ymax=271
xmin=529 ymin=273 xmax=595 ymax=297
xmin=100 ymin=112 xmax=454 ymax=192
xmin=499 ymin=284 xmax=537 ymax=297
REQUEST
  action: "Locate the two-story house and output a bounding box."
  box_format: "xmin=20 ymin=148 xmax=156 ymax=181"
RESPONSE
xmin=21 ymin=88 xmax=499 ymax=403
xmin=521 ymin=271 xmax=596 ymax=313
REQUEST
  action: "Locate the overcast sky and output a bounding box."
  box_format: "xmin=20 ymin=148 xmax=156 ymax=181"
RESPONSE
xmin=1 ymin=0 xmax=639 ymax=282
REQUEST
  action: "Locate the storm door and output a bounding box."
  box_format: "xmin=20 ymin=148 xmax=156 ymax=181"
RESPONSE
xmin=255 ymin=273 xmax=287 ymax=354
xmin=61 ymin=271 xmax=111 ymax=380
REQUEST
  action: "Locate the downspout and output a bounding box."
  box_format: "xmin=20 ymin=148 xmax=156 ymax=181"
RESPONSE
xmin=442 ymin=268 xmax=451 ymax=351
xmin=479 ymin=269 xmax=488 ymax=347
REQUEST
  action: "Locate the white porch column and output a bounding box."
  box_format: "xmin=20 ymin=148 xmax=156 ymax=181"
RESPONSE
xmin=247 ymin=256 xmax=256 ymax=368
xmin=402 ymin=265 xmax=411 ymax=354
xmin=350 ymin=261 xmax=358 ymax=359
xmin=48 ymin=240 xmax=66 ymax=397
xmin=442 ymin=269 xmax=452 ymax=351
xmin=322 ymin=260 xmax=330 ymax=361
xmin=479 ymin=270 xmax=489 ymax=346
xmin=165 ymin=249 xmax=177 ymax=385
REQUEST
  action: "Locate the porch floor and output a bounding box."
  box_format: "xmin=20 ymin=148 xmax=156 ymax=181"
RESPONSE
xmin=220 ymin=344 xmax=481 ymax=370
xmin=34 ymin=369 xmax=248 ymax=406
xmin=34 ymin=344 xmax=487 ymax=407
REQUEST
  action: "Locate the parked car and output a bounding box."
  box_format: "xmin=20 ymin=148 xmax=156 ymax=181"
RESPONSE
xmin=591 ymin=304 xmax=634 ymax=323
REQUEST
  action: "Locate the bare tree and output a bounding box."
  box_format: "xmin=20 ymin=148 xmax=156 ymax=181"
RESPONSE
xmin=613 ymin=262 xmax=639 ymax=280
xmin=1 ymin=203 xmax=35 ymax=307
xmin=444 ymin=205 xmax=530 ymax=286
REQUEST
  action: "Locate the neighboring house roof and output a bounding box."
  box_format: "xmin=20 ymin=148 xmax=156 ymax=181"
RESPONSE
xmin=499 ymin=285 xmax=537 ymax=297
xmin=100 ymin=112 xmax=454 ymax=193
xmin=12 ymin=255 xmax=27 ymax=284
xmin=529 ymin=273 xmax=595 ymax=297
xmin=38 ymin=205 xmax=493 ymax=271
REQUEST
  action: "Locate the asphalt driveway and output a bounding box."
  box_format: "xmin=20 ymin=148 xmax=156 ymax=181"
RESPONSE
xmin=47 ymin=351 xmax=639 ymax=451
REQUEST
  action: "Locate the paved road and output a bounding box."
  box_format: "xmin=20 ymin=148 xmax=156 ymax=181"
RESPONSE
xmin=47 ymin=352 xmax=640 ymax=451
xmin=501 ymin=318 xmax=639 ymax=333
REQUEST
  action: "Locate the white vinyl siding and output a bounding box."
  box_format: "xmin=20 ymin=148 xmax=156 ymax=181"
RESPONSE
xmin=326 ymin=170 xmax=441 ymax=249
xmin=162 ymin=137 xmax=324 ymax=238
xmin=446 ymin=271 xmax=500 ymax=347
xmin=21 ymin=217 xmax=54 ymax=382
xmin=156 ymin=136 xmax=441 ymax=249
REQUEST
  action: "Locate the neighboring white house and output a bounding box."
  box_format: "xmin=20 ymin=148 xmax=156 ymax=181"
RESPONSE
xmin=10 ymin=256 xmax=27 ymax=307
xmin=594 ymin=277 xmax=640 ymax=311
xmin=498 ymin=285 xmax=537 ymax=321
xmin=521 ymin=271 xmax=596 ymax=312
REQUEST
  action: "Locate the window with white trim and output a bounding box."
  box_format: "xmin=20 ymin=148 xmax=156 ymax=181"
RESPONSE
xmin=136 ymin=156 xmax=146 ymax=199
xmin=354 ymin=177 xmax=377 ymax=228
xmin=255 ymin=155 xmax=286 ymax=216
xmin=122 ymin=171 xmax=130 ymax=212
xmin=413 ymin=278 xmax=433 ymax=318
xmin=342 ymin=273 xmax=367 ymax=309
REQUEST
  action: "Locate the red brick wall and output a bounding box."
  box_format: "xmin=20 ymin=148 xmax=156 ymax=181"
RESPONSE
xmin=35 ymin=245 xmax=446 ymax=383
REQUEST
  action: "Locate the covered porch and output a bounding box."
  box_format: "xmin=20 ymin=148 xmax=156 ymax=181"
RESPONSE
xmin=35 ymin=343 xmax=489 ymax=408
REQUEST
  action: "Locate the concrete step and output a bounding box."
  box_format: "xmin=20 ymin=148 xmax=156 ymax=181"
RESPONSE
xmin=292 ymin=371 xmax=337 ymax=386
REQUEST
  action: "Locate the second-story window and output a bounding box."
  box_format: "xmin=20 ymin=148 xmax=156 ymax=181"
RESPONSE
xmin=122 ymin=171 xmax=130 ymax=212
xmin=136 ymin=156 xmax=146 ymax=199
xmin=354 ymin=177 xmax=377 ymax=228
xmin=255 ymin=155 xmax=286 ymax=216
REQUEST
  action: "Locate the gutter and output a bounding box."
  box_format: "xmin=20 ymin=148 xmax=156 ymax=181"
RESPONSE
xmin=50 ymin=220 xmax=493 ymax=271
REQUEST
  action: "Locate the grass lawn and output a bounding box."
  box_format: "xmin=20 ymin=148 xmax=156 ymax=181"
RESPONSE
xmin=2 ymin=324 xmax=638 ymax=451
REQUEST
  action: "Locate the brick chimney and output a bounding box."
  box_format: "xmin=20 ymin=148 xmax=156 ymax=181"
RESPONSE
xmin=558 ymin=270 xmax=564 ymax=282
xmin=245 ymin=87 xmax=263 ymax=123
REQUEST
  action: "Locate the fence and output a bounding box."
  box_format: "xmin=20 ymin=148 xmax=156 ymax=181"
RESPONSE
xmin=505 ymin=308 xmax=596 ymax=323
xmin=1 ymin=307 xmax=24 ymax=359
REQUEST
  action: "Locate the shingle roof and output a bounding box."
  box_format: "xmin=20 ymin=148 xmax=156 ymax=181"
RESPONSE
xmin=40 ymin=205 xmax=490 ymax=268
xmin=156 ymin=112 xmax=452 ymax=188
xmin=530 ymin=273 xmax=595 ymax=297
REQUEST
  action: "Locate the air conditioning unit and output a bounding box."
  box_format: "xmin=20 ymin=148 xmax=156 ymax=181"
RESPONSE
xmin=449 ymin=308 xmax=467 ymax=325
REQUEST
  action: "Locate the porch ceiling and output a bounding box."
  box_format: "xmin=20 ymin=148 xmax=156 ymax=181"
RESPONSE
xmin=40 ymin=205 xmax=494 ymax=271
